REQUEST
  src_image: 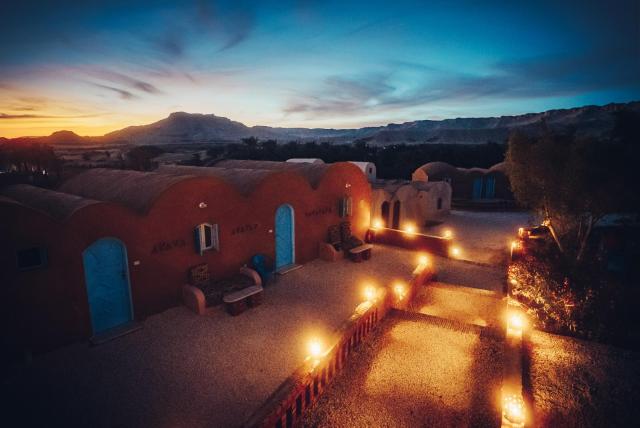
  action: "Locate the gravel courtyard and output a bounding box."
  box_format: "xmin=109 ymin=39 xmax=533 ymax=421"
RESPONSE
xmin=427 ymin=210 xmax=535 ymax=265
xmin=302 ymin=312 xmax=503 ymax=428
xmin=527 ymin=330 xmax=640 ymax=428
xmin=413 ymin=282 xmax=505 ymax=328
xmin=2 ymin=245 xmax=419 ymax=428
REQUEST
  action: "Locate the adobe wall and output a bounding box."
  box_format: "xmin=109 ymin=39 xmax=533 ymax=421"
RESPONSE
xmin=1 ymin=163 xmax=371 ymax=353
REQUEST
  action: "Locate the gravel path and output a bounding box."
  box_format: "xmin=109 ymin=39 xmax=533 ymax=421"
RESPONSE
xmin=528 ymin=330 xmax=640 ymax=428
xmin=426 ymin=210 xmax=535 ymax=265
xmin=302 ymin=313 xmax=503 ymax=427
xmin=434 ymin=256 xmax=505 ymax=293
xmin=413 ymin=282 xmax=505 ymax=328
xmin=1 ymin=245 xmax=419 ymax=428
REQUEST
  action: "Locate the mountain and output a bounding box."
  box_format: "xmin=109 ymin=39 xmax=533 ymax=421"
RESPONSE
xmin=3 ymin=101 xmax=639 ymax=146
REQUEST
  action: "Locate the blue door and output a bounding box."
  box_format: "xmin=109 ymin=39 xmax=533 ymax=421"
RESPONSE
xmin=82 ymin=238 xmax=132 ymax=334
xmin=472 ymin=178 xmax=483 ymax=199
xmin=485 ymin=176 xmax=496 ymax=199
xmin=275 ymin=204 xmax=295 ymax=270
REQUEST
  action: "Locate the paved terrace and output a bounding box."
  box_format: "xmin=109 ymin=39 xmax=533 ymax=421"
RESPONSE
xmin=2 ymin=245 xmax=419 ymax=428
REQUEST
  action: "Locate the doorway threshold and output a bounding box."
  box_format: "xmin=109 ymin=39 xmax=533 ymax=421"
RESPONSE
xmin=276 ymin=264 xmax=303 ymax=275
xmin=90 ymin=321 xmax=142 ymax=346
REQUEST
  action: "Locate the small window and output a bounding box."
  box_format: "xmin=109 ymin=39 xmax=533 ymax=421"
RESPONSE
xmin=17 ymin=247 xmax=48 ymax=271
xmin=339 ymin=197 xmax=353 ymax=218
xmin=194 ymin=223 xmax=219 ymax=255
xmin=444 ymin=177 xmax=452 ymax=184
xmin=437 ymin=198 xmax=443 ymax=210
xmin=368 ymin=167 xmax=373 ymax=174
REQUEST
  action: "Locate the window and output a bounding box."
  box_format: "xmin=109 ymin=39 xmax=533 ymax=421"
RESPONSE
xmin=17 ymin=247 xmax=47 ymax=271
xmin=194 ymin=223 xmax=219 ymax=255
xmin=338 ymin=197 xmax=353 ymax=218
xmin=437 ymin=197 xmax=443 ymax=210
xmin=444 ymin=177 xmax=452 ymax=184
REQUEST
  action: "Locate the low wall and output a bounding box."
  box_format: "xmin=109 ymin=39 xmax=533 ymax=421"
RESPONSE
xmin=243 ymin=263 xmax=434 ymax=428
xmin=367 ymin=227 xmax=451 ymax=257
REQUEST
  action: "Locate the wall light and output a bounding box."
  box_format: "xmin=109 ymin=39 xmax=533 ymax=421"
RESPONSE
xmin=502 ymin=393 xmax=526 ymax=427
xmin=450 ymin=246 xmax=461 ymax=258
xmin=308 ymin=338 xmax=324 ymax=359
xmin=198 ymin=202 xmax=208 ymax=209
xmin=371 ymin=218 xmax=383 ymax=230
xmin=507 ymin=310 xmax=526 ymax=338
xmin=443 ymin=229 xmax=453 ymax=239
xmin=363 ymin=284 xmax=377 ymax=302
xmin=393 ymin=282 xmax=407 ymax=299
xmin=403 ymin=223 xmax=417 ymax=235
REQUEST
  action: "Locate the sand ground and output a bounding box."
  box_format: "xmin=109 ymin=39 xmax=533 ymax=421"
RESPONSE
xmin=1 ymin=245 xmax=419 ymax=428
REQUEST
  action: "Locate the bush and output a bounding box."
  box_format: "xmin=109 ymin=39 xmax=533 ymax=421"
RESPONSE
xmin=509 ymin=242 xmax=640 ymax=348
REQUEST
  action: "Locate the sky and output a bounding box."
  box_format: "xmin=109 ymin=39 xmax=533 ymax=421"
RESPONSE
xmin=0 ymin=0 xmax=639 ymax=137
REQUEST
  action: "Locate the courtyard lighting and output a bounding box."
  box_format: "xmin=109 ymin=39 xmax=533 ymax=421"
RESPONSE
xmin=308 ymin=338 xmax=324 ymax=359
xmin=363 ymin=284 xmax=377 ymax=302
xmin=450 ymin=246 xmax=461 ymax=258
xmin=393 ymin=282 xmax=407 ymax=299
xmin=502 ymin=393 xmax=526 ymax=427
xmin=403 ymin=223 xmax=417 ymax=235
xmin=417 ymin=253 xmax=429 ymax=266
xmin=442 ymin=229 xmax=453 ymax=239
xmin=507 ymin=310 xmax=526 ymax=338
xmin=371 ymin=218 xmax=383 ymax=230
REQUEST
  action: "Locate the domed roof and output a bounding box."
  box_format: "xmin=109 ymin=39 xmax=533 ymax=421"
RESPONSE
xmin=415 ymin=161 xmax=457 ymax=177
xmin=488 ymin=162 xmax=507 ymax=173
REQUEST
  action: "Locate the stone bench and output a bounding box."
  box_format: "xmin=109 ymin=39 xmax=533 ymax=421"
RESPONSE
xmin=182 ymin=266 xmax=262 ymax=315
xmin=222 ymin=285 xmax=264 ymax=316
xmin=348 ymin=244 xmax=373 ymax=262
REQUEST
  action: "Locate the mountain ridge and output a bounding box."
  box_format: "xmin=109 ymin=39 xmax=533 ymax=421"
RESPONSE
xmin=3 ymin=101 xmax=638 ymax=145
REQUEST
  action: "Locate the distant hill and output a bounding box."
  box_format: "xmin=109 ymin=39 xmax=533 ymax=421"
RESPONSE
xmin=3 ymin=101 xmax=639 ymax=146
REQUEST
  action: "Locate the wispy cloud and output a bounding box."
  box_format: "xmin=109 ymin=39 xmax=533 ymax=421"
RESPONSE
xmin=0 ymin=112 xmax=98 ymax=120
xmin=91 ymin=83 xmax=137 ymax=100
xmin=84 ymin=68 xmax=162 ymax=94
xmin=285 ymin=49 xmax=640 ymax=117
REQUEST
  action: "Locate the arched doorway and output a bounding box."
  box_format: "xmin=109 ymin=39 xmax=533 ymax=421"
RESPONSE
xmin=380 ymin=201 xmax=390 ymax=228
xmin=275 ymin=204 xmax=295 ymax=270
xmin=472 ymin=177 xmax=483 ymax=199
xmin=485 ymin=176 xmax=496 ymax=199
xmin=82 ymin=238 xmax=133 ymax=334
xmin=392 ymin=201 xmax=401 ymax=229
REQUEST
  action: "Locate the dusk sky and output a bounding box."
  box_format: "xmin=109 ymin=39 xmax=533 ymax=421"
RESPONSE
xmin=1 ymin=0 xmax=638 ymax=137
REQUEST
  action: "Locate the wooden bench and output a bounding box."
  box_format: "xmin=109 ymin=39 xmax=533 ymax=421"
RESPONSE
xmin=348 ymin=244 xmax=373 ymax=262
xmin=222 ymin=285 xmax=264 ymax=316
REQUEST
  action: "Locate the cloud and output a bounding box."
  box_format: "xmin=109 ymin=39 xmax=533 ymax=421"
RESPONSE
xmin=89 ymin=69 xmax=162 ymax=94
xmin=91 ymin=83 xmax=137 ymax=100
xmin=0 ymin=112 xmax=97 ymax=119
xmin=285 ymin=49 xmax=640 ymax=117
xmin=196 ymin=0 xmax=256 ymax=52
xmin=79 ymin=67 xmax=163 ymax=98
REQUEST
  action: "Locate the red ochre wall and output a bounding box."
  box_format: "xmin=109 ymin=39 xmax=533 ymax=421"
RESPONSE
xmin=1 ymin=162 xmax=371 ymax=353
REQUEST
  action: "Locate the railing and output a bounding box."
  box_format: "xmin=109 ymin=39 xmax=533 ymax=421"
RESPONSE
xmin=243 ymin=265 xmax=432 ymax=428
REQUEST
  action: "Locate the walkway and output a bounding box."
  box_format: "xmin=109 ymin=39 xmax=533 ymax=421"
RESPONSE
xmin=302 ymin=310 xmax=504 ymax=427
